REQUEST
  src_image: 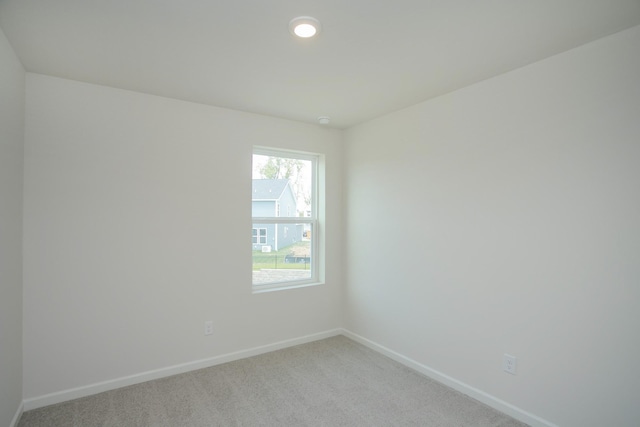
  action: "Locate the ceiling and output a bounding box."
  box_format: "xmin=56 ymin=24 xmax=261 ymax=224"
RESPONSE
xmin=1 ymin=1 xmax=640 ymax=129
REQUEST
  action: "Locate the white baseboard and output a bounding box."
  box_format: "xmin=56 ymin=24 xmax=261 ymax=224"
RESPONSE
xmin=340 ymin=328 xmax=558 ymax=427
xmin=21 ymin=327 xmax=558 ymax=427
xmin=10 ymin=401 xmax=23 ymax=427
xmin=23 ymin=328 xmax=342 ymax=411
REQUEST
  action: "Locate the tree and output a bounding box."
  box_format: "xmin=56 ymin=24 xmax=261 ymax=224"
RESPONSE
xmin=258 ymin=156 xmax=310 ymax=216
xmin=259 ymin=157 xmax=303 ymax=180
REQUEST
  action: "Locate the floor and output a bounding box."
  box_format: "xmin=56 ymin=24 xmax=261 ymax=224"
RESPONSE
xmin=18 ymin=336 xmax=529 ymax=426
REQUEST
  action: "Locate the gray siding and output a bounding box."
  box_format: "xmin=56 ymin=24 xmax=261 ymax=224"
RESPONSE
xmin=252 ymin=179 xmax=301 ymax=251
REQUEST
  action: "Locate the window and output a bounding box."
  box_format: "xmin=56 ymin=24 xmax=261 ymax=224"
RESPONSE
xmin=252 ymin=228 xmax=267 ymax=245
xmin=252 ymin=147 xmax=320 ymax=291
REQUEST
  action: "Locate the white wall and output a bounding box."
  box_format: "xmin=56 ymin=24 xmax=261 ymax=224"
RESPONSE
xmin=344 ymin=25 xmax=640 ymax=427
xmin=0 ymin=25 xmax=25 ymax=427
xmin=23 ymin=74 xmax=343 ymax=400
xmin=16 ymin=21 xmax=640 ymax=426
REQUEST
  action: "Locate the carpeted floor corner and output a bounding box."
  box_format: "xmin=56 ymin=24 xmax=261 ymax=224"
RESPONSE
xmin=18 ymin=335 xmax=529 ymax=426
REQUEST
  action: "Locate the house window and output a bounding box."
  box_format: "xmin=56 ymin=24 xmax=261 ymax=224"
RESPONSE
xmin=252 ymin=147 xmax=321 ymax=291
xmin=252 ymin=228 xmax=267 ymax=245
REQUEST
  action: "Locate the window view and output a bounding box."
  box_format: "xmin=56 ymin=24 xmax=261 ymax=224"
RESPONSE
xmin=252 ymin=148 xmax=317 ymax=289
xmin=252 ymin=228 xmax=267 ymax=245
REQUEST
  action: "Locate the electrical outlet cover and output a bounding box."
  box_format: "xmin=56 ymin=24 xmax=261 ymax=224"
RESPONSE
xmin=503 ymin=354 xmax=517 ymax=375
xmin=204 ymin=321 xmax=213 ymax=336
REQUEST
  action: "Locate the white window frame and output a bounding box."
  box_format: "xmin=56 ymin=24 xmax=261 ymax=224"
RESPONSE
xmin=252 ymin=146 xmax=321 ymax=292
xmin=252 ymin=228 xmax=267 ymax=245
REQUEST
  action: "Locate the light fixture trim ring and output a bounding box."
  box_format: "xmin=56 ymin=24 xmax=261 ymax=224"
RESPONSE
xmin=289 ymin=16 xmax=322 ymax=38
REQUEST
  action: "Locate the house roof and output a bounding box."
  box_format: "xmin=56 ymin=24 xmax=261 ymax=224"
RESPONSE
xmin=252 ymin=179 xmax=290 ymax=201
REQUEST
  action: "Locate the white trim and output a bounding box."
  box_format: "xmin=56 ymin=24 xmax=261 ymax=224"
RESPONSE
xmin=21 ymin=329 xmax=555 ymax=426
xmin=253 ymin=280 xmax=324 ymax=294
xmin=252 ymin=217 xmax=313 ymax=224
xmin=22 ymin=329 xmax=342 ymax=411
xmin=340 ymin=329 xmax=559 ymax=427
xmin=252 ymin=146 xmax=321 ymax=290
xmin=253 ymin=146 xmax=318 ymax=163
xmin=10 ymin=401 xmax=23 ymax=427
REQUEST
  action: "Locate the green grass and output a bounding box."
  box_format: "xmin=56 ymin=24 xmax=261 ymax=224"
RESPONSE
xmin=252 ymin=240 xmax=310 ymax=270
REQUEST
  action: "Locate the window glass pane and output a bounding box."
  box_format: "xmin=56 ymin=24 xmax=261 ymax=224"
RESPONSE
xmin=252 ymin=155 xmax=312 ymax=218
xmin=252 ymin=222 xmax=313 ymax=285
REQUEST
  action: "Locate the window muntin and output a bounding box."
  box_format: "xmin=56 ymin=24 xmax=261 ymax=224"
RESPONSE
xmin=252 ymin=148 xmax=319 ymax=291
xmin=252 ymin=228 xmax=267 ymax=245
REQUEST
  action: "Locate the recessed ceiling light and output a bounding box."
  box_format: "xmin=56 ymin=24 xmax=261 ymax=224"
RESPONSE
xmin=289 ymin=16 xmax=321 ymax=38
xmin=317 ymin=116 xmax=330 ymax=125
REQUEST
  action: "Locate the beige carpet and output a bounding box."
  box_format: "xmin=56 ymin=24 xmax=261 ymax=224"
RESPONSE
xmin=18 ymin=335 xmax=529 ymax=426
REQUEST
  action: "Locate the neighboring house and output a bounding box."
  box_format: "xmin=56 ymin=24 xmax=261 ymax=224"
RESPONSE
xmin=252 ymin=179 xmax=303 ymax=251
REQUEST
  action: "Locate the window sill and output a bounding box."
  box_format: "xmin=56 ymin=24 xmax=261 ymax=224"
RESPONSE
xmin=252 ymin=280 xmax=324 ymax=294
